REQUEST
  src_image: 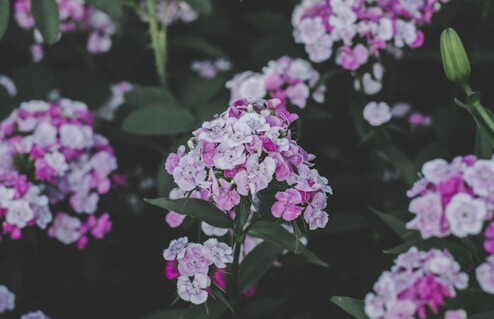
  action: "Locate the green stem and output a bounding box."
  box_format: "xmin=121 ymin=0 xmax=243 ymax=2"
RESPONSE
xmin=462 ymin=82 xmax=494 ymax=137
xmin=231 ymin=235 xmax=242 ymax=296
xmin=146 ymin=0 xmax=168 ymax=87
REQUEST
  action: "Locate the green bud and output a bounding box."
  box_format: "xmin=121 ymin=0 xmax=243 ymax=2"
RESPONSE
xmin=440 ymin=28 xmax=471 ymax=84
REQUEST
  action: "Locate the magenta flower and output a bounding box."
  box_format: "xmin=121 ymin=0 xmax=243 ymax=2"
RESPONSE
xmin=484 ymin=222 xmax=494 ymax=254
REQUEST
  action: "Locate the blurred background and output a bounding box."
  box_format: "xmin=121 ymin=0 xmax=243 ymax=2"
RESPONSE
xmin=0 ymin=0 xmax=494 ymax=318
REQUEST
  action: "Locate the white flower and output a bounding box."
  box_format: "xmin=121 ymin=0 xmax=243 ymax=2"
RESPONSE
xmin=177 ymin=274 xmax=210 ymax=305
xmin=445 ymin=193 xmax=487 ymax=238
xmin=363 ymin=102 xmax=392 ymax=126
xmin=201 ymin=222 xmax=228 ymax=237
xmin=5 ymin=199 xmax=35 ymax=228
xmin=44 ymin=151 xmax=69 ymax=175
xmin=33 ymin=123 xmax=57 ymax=147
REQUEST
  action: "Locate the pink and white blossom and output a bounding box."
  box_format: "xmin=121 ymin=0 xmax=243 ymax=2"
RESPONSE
xmin=0 ymin=285 xmax=15 ymax=313
xmin=363 ymin=102 xmax=392 ymax=126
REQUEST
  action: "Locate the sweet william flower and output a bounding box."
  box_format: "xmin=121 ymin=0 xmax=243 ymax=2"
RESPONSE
xmin=363 ymin=102 xmax=392 ymax=126
xmin=177 ymin=274 xmax=210 ymax=305
xmin=204 ymin=238 xmax=234 ymax=268
xmin=163 ymin=237 xmax=188 ymax=261
xmin=272 ymin=189 xmax=304 ymax=221
xmin=445 ymin=309 xmax=467 ymax=319
xmin=178 ymin=244 xmax=213 ymax=277
xmin=445 ymin=193 xmax=487 ymax=238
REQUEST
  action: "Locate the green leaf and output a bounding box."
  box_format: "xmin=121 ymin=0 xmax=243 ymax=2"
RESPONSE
xmin=125 ymin=87 xmax=178 ymax=107
xmin=470 ymin=311 xmax=494 ymax=319
xmin=323 ymin=213 xmax=368 ymax=235
xmin=180 ymin=77 xmax=225 ymax=107
xmin=31 ymin=0 xmax=60 ymax=45
xmin=182 ymin=298 xmax=227 ymax=319
xmin=210 ymin=288 xmax=233 ymax=313
xmin=376 ymin=144 xmax=417 ymax=187
xmin=372 ymin=208 xmax=420 ymax=241
xmin=171 ymin=36 xmax=226 ymax=57
xmin=475 ymin=129 xmax=493 ymax=159
xmin=331 ymin=296 xmax=367 ymax=319
xmin=141 ymin=309 xmax=185 ymax=319
xmin=184 ymin=0 xmax=212 ymax=15
xmin=0 ymin=0 xmax=10 ymax=41
xmin=122 ymin=105 xmax=195 ymax=135
xmin=144 ymin=197 xmax=233 ymax=229
xmin=237 ymin=241 xmax=284 ymax=293
xmin=248 ymin=222 xmax=328 ymax=267
xmin=455 ymin=98 xmax=494 ymax=148
xmin=86 ymin=0 xmax=123 ymax=18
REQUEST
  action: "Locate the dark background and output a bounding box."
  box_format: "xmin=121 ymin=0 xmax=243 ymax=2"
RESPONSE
xmin=0 ymin=0 xmax=494 ymax=318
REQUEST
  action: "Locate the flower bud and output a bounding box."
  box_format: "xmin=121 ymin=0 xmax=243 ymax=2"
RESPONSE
xmin=440 ymin=28 xmax=471 ymax=84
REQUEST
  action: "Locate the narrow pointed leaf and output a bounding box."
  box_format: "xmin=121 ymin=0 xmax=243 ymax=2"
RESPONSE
xmin=31 ymin=0 xmax=60 ymax=45
xmin=372 ymin=208 xmax=420 ymax=241
xmin=145 ymin=197 xmax=233 ymax=228
xmin=0 ymin=0 xmax=10 ymax=40
xmin=237 ymin=241 xmax=284 ymax=293
xmin=248 ymin=222 xmax=328 ymax=267
xmin=331 ymin=296 xmax=367 ymax=319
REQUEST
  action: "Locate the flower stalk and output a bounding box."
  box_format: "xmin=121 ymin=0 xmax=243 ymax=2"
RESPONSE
xmin=146 ymin=0 xmax=168 ymax=87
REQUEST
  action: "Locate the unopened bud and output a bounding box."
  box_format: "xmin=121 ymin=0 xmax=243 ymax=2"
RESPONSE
xmin=440 ymin=28 xmax=471 ymax=84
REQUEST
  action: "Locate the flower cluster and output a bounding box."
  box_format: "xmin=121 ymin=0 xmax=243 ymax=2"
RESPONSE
xmin=191 ymin=58 xmax=232 ymax=79
xmin=0 ymin=169 xmax=52 ymax=241
xmin=165 ymin=98 xmax=332 ymax=230
xmin=226 ymin=56 xmax=326 ymax=109
xmin=0 ymin=99 xmax=118 ymax=248
xmin=163 ymin=237 xmax=233 ymax=305
xmin=14 ymin=0 xmax=118 ymax=60
xmin=292 ymin=0 xmax=449 ymax=70
xmin=139 ymin=0 xmax=198 ymax=25
xmin=406 ymin=155 xmax=494 ymax=239
xmin=0 ymin=285 xmax=15 ymax=314
xmin=365 ymin=247 xmax=468 ymax=319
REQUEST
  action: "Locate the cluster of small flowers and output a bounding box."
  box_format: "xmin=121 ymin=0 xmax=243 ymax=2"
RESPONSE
xmin=406 ymin=155 xmax=494 ymax=239
xmin=96 ymin=81 xmax=134 ymax=121
xmin=0 ymin=99 xmax=118 ymax=248
xmin=292 ymin=0 xmax=449 ymax=70
xmin=14 ymin=0 xmax=118 ymax=61
xmin=165 ymin=98 xmax=332 ymax=231
xmin=365 ymin=247 xmax=468 ymax=319
xmin=191 ymin=58 xmax=232 ymax=79
xmin=226 ymin=56 xmax=327 ymax=109
xmin=0 ymin=169 xmax=52 ymax=241
xmin=139 ymin=0 xmax=198 ymax=25
xmin=0 ymin=285 xmax=15 ymax=314
xmin=363 ymin=101 xmax=432 ymax=127
xmin=163 ymin=237 xmax=233 ymax=305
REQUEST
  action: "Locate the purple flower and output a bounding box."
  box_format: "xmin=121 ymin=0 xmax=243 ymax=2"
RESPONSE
xmin=173 ymin=153 xmax=207 ymax=191
xmin=0 ymin=285 xmax=15 ymax=313
xmin=163 ymin=237 xmax=189 ymax=261
xmin=203 ymin=238 xmax=233 ymax=268
xmin=47 ymin=213 xmax=82 ymax=245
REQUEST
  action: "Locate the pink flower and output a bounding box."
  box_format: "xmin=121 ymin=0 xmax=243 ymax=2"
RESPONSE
xmin=304 ymin=192 xmax=329 ymax=230
xmin=339 ymin=45 xmax=369 ymax=71
xmin=178 ymin=244 xmax=213 ymax=276
xmin=272 ymin=189 xmax=304 ymax=221
xmin=204 ymin=238 xmax=233 ymax=268
xmin=173 ymin=153 xmax=207 ymax=191
xmin=407 ymin=193 xmax=449 ymax=238
xmin=165 ymin=212 xmax=185 ymax=228
xmin=464 ymin=159 xmax=494 ymax=197
xmin=213 ymin=179 xmax=240 ymax=211
xmin=165 ymin=260 xmax=180 ymax=280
